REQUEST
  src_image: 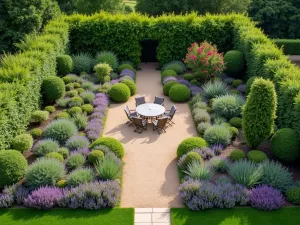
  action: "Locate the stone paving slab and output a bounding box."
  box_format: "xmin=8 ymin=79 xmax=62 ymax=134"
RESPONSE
xmin=134 ymin=208 xmax=171 ymax=225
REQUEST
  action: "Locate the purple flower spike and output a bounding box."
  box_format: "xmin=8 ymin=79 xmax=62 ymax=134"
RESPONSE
xmin=120 ymin=69 xmax=135 ymax=79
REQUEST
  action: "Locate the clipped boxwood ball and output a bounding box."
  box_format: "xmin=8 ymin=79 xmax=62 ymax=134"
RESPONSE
xmin=42 ymin=76 xmax=65 ymax=103
xmin=45 ymin=106 xmax=56 ymax=113
xmin=190 ymin=79 xmax=201 ymax=86
xmin=230 ymin=149 xmax=246 ymax=161
xmin=12 ymin=133 xmax=33 ymax=153
xmin=184 ymin=73 xmax=194 ymax=81
xmin=247 ymin=150 xmax=268 ymax=163
xmin=232 ymin=79 xmax=243 ymax=88
xmin=121 ymin=79 xmax=136 ymax=96
xmin=90 ymin=137 xmax=124 ymax=159
xmin=245 ymin=76 xmax=258 ymax=95
xmin=169 ymin=84 xmax=190 ymax=102
xmin=224 ymin=50 xmax=245 ymax=75
xmin=46 ymin=152 xmax=64 ymax=162
xmin=109 ymin=83 xmax=130 ymax=103
xmin=177 ymin=137 xmax=208 ymax=158
xmin=181 ymin=152 xmax=202 ymax=169
xmin=287 ymin=186 xmax=300 ymax=205
xmin=0 ymin=150 xmax=28 ymax=188
xmin=81 ymin=104 xmax=94 ymax=115
xmin=163 ymin=81 xmax=178 ymax=96
xmin=271 ymin=128 xmax=300 ymax=162
xmin=229 ymin=117 xmax=242 ymax=128
xmin=88 ymin=150 xmax=104 ymax=164
xmin=56 ymin=55 xmax=73 ymax=76
xmin=161 ymin=70 xmax=177 ymax=82
xmin=30 ymin=128 xmax=43 ymax=139
xmin=118 ymin=64 xmax=134 ymax=73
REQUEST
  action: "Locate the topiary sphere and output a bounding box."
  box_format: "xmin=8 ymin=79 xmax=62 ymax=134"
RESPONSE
xmin=30 ymin=128 xmax=43 ymax=139
xmin=45 ymin=106 xmax=56 ymax=113
xmin=190 ymin=79 xmax=201 ymax=86
xmin=46 ymin=152 xmax=64 ymax=162
xmin=88 ymin=150 xmax=104 ymax=164
xmin=0 ymin=150 xmax=28 ymax=188
xmin=90 ymin=137 xmax=124 ymax=159
xmin=118 ymin=64 xmax=134 ymax=73
xmin=229 ymin=117 xmax=242 ymax=128
xmin=229 ymin=126 xmax=239 ymax=139
xmin=69 ymin=106 xmax=83 ymax=116
xmin=230 ymin=149 xmax=246 ymax=161
xmin=271 ymin=128 xmax=300 ymax=162
xmin=287 ymin=186 xmax=300 ymax=205
xmin=56 ymin=179 xmax=67 ymax=188
xmin=62 ymin=76 xmax=72 ymax=84
xmin=224 ymin=50 xmax=245 ymax=76
xmin=163 ymin=81 xmax=178 ymax=96
xmin=232 ymin=79 xmax=243 ymax=88
xmin=184 ymin=73 xmax=195 ymax=81
xmin=56 ymin=55 xmax=73 ymax=76
xmin=177 ymin=137 xmax=208 ymax=158
xmin=109 ymin=83 xmax=131 ymax=103
xmin=68 ymin=96 xmax=84 ymax=107
xmin=42 ymin=76 xmax=65 ymax=103
xmin=57 ymin=147 xmax=69 ymax=159
xmin=12 ymin=133 xmax=33 ymax=153
xmin=247 ymin=150 xmax=268 ymax=163
xmin=55 ymin=112 xmax=69 ymax=119
xmin=181 ymin=152 xmax=202 ymax=169
xmin=120 ymin=79 xmax=136 ymax=96
xmin=169 ymin=84 xmax=191 ymax=102
xmin=161 ymin=70 xmax=177 ymax=82
xmin=245 ymin=76 xmax=258 ymax=95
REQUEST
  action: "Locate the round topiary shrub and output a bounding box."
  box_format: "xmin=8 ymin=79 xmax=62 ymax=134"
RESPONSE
xmin=232 ymin=79 xmax=243 ymax=88
xmin=161 ymin=70 xmax=177 ymax=82
xmin=73 ymin=82 xmax=81 ymax=88
xmin=177 ymin=137 xmax=208 ymax=158
xmin=180 ymin=152 xmax=202 ymax=169
xmin=88 ymin=150 xmax=104 ymax=164
xmin=118 ymin=64 xmax=134 ymax=73
xmin=190 ymin=79 xmax=201 ymax=86
xmin=31 ymin=110 xmax=49 ymax=123
xmin=62 ymin=76 xmax=72 ymax=84
xmin=25 ymin=158 xmax=65 ymax=188
xmin=271 ymin=128 xmax=300 ymax=162
xmin=212 ymin=94 xmax=245 ymax=119
xmin=246 ymin=76 xmax=258 ymax=95
xmin=12 ymin=133 xmax=33 ymax=153
xmin=0 ymin=150 xmax=28 ymax=188
xmin=229 ymin=117 xmax=242 ymax=128
xmin=120 ymin=79 xmax=136 ymax=96
xmin=203 ymin=125 xmax=232 ymax=146
xmin=58 ymin=147 xmax=69 ymax=159
xmin=247 ymin=150 xmax=268 ymax=163
xmin=43 ymin=119 xmax=78 ymax=145
xmin=169 ymin=84 xmax=190 ymax=102
xmin=66 ymin=153 xmax=85 ymax=170
xmin=32 ymin=139 xmax=60 ymax=156
xmin=46 ymin=152 xmax=64 ymax=162
xmin=287 ymin=186 xmax=300 ymax=205
xmin=230 ymin=149 xmax=246 ymax=161
xmin=42 ymin=76 xmax=65 ymax=103
xmin=184 ymin=73 xmax=195 ymax=81
xmin=45 ymin=106 xmax=56 ymax=113
xmin=56 ymin=55 xmax=73 ymax=76
xmin=69 ymin=106 xmax=83 ymax=116
xmin=68 ymin=96 xmax=84 ymax=107
xmin=163 ymin=81 xmax=178 ymax=96
xmin=109 ymin=83 xmax=131 ymax=103
xmin=30 ymin=128 xmax=43 ymax=139
xmin=224 ymin=50 xmax=245 ymax=76
xmin=55 ymin=112 xmax=70 ymax=119
xmin=90 ymin=137 xmax=125 ymax=159
xmin=56 ymin=179 xmax=67 ymax=188
xmin=67 ymin=168 xmax=95 ymax=187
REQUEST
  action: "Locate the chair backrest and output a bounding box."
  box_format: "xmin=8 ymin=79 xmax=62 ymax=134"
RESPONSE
xmin=135 ymin=96 xmax=146 ymax=106
xmin=132 ymin=117 xmax=144 ymax=127
xmin=124 ymin=106 xmax=131 ymax=120
xmin=154 ymin=96 xmax=164 ymax=105
xmin=169 ymin=105 xmax=177 ymax=119
xmin=157 ymin=117 xmax=168 ymax=128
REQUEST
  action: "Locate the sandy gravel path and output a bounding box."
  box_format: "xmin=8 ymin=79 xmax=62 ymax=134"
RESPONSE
xmin=103 ymin=63 xmax=197 ymax=207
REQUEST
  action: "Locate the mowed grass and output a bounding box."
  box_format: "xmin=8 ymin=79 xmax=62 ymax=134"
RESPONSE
xmin=0 ymin=208 xmax=134 ymax=225
xmin=171 ymin=207 xmax=300 ymax=225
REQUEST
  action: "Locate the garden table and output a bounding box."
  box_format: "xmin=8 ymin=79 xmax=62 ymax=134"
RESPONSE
xmin=136 ymin=103 xmax=165 ymax=122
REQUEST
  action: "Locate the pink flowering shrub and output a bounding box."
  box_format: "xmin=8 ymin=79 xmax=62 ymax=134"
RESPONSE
xmin=184 ymin=41 xmax=225 ymax=81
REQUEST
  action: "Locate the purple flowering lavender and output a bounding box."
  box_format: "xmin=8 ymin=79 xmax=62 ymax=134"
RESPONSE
xmin=24 ymin=186 xmax=63 ymax=209
xmin=15 ymin=186 xmax=30 ymax=204
xmin=178 ymin=79 xmax=191 ymax=88
xmin=189 ymin=85 xmax=202 ymax=97
xmin=237 ymin=84 xmax=246 ymax=93
xmin=0 ymin=193 xmax=14 ymax=208
xmin=58 ymin=180 xmax=121 ymax=209
xmin=192 ymin=147 xmax=215 ymax=160
xmin=177 ymin=154 xmax=187 ymax=168
xmin=89 ymin=111 xmax=106 ymax=120
xmin=249 ymin=185 xmax=285 ymax=210
xmin=110 ymin=79 xmax=120 ymax=85
xmin=120 ymin=69 xmax=135 ymax=79
xmin=71 ymin=147 xmax=90 ymax=157
xmin=163 ymin=76 xmax=178 ymax=85
xmin=85 ymin=119 xmax=102 ymax=140
xmin=210 ymin=144 xmax=224 ymax=155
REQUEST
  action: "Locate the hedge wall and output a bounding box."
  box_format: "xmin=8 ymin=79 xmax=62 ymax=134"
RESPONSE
xmin=0 ymin=20 xmax=69 ymax=149
xmin=274 ymin=39 xmax=300 ymax=55
xmin=65 ymin=12 xmax=234 ymax=66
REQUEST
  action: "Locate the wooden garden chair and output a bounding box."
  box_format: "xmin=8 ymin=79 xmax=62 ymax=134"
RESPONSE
xmin=124 ymin=105 xmax=138 ymax=126
xmin=135 ymin=96 xmax=146 ymax=107
xmin=153 ymin=96 xmax=164 ymax=106
xmin=164 ymin=105 xmax=177 ymax=125
xmin=152 ymin=117 xmax=168 ymax=134
xmin=132 ymin=117 xmax=147 ymax=134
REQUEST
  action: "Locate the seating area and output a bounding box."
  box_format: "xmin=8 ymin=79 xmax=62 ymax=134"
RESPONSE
xmin=124 ymin=96 xmax=176 ymax=134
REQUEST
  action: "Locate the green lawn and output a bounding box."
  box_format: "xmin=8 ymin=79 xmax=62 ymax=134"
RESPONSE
xmin=0 ymin=208 xmax=134 ymax=225
xmin=171 ymin=207 xmax=300 ymax=225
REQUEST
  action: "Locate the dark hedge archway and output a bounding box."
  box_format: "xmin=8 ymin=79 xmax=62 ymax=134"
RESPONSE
xmin=140 ymin=39 xmax=158 ymax=62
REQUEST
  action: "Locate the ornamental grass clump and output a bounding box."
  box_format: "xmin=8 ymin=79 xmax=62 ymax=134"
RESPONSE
xmin=72 ymin=52 xmax=94 ymax=73
xmin=80 ymin=91 xmax=95 ymax=104
xmin=210 ymin=158 xmax=229 ymax=172
xmin=212 ymin=94 xmax=245 ymax=119
xmin=184 ymin=41 xmax=225 ymax=81
xmin=32 ymin=139 xmax=60 ymax=156
xmin=71 ymin=113 xmax=88 ymax=130
xmin=228 ymin=159 xmax=263 ymax=188
xmin=203 ymin=125 xmax=232 ymax=146
xmin=24 ymin=187 xmax=63 ymax=210
xmin=66 ymin=153 xmax=85 ymax=170
xmin=96 ymin=51 xmax=118 ymax=70
xmin=194 ymin=109 xmax=210 ymax=123
xmin=65 ymin=135 xmax=90 ymax=151
xmin=201 ymin=80 xmax=229 ymax=99
xmin=183 ymin=161 xmax=214 ymax=181
xmin=95 ymin=154 xmax=123 ymax=180
xmin=67 ymin=168 xmax=95 ymax=187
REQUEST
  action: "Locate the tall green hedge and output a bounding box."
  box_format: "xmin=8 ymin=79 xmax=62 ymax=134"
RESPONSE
xmin=274 ymin=39 xmax=300 ymax=55
xmin=0 ymin=20 xmax=69 ymax=149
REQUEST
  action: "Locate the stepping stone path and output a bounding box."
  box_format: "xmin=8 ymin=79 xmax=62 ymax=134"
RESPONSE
xmin=135 ymin=208 xmax=171 ymax=225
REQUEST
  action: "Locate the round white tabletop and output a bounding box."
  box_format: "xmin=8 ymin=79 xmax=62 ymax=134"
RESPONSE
xmin=136 ymin=103 xmax=165 ymax=117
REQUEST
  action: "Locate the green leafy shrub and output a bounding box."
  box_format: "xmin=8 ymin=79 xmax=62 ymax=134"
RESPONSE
xmin=30 ymin=128 xmax=43 ymax=139
xmin=202 ymin=80 xmax=229 ymax=99
xmin=109 ymin=83 xmax=131 ymax=103
xmin=80 ymin=91 xmax=95 ymax=104
xmin=68 ymin=96 xmax=84 ymax=107
xmin=90 ymin=137 xmax=125 ymax=159
xmin=110 ymin=72 xmax=118 ymax=79
xmin=117 ymin=64 xmax=134 ymax=73
xmin=56 ymin=98 xmax=69 ymax=108
xmin=274 ymin=39 xmax=300 ymax=55
xmin=43 ymin=119 xmax=77 ymax=144
xmin=67 ymin=168 xmax=95 ymax=187
xmin=271 ymin=128 xmax=300 ymax=162
xmin=66 ymin=153 xmax=85 ymax=170
xmin=184 ymin=73 xmax=194 ymax=81
xmin=177 ymin=137 xmax=208 ymax=158
xmin=81 ymin=104 xmax=94 ymax=115
xmin=42 ymin=76 xmax=65 ymax=103
xmin=212 ymin=94 xmax=245 ymax=119
xmin=96 ymin=51 xmax=118 ymax=70
xmin=46 ymin=152 xmax=64 ymax=162
xmin=197 ymin=122 xmax=212 ymax=135
xmin=228 ymin=159 xmax=263 ymax=187
xmin=82 ymin=81 xmax=94 ymax=90
xmin=58 ymin=147 xmax=69 ymax=159
xmin=242 ymin=78 xmax=277 ymax=148
xmin=169 ymin=84 xmax=190 ymax=102
xmin=247 ymin=150 xmax=268 ymax=163
xmin=88 ymin=150 xmax=104 ymax=164
xmin=94 ymin=63 xmax=113 ymax=81
xmin=25 ymin=158 xmax=65 ymax=188
xmin=62 ymin=76 xmax=72 ymax=84
xmin=71 ymin=113 xmax=88 ymax=130
xmin=57 ymin=179 xmax=67 ymax=188
xmin=12 ymin=134 xmax=33 ymax=153
xmin=229 ymin=117 xmax=242 ymax=128
xmin=180 ymin=152 xmax=202 ymax=169
xmin=204 ymin=125 xmax=232 ymax=146
xmin=161 ymin=70 xmax=177 ymax=82
xmin=245 ymin=76 xmax=258 ymax=95
xmin=31 ymin=110 xmax=49 ymax=123
xmin=230 ymin=149 xmax=246 ymax=161
xmin=229 ymin=126 xmax=239 ymax=138
xmin=0 ymin=150 xmax=28 ymax=188
xmin=56 ymin=55 xmax=73 ymax=76
xmin=65 ymin=83 xmax=74 ymax=91
xmin=103 ymin=75 xmax=110 ymax=83
xmin=224 ymin=50 xmax=245 ymax=76
xmin=120 ymin=79 xmax=136 ymax=96
xmin=194 ymin=109 xmax=210 ymax=123
xmin=32 ymin=139 xmax=60 ymax=156
xmin=183 ymin=161 xmax=214 ymax=181
xmin=45 ymin=106 xmax=56 ymax=113
xmin=211 ymin=158 xmax=229 ymax=172
xmin=95 ymin=154 xmax=122 ymax=180
xmin=55 ymin=112 xmax=70 ymax=119
xmin=232 ymin=79 xmax=243 ymax=88
xmin=72 ymin=53 xmax=94 ymax=74
xmin=73 ymin=82 xmax=81 ymax=88
xmin=287 ymin=186 xmax=300 ymax=205
xmin=163 ymin=61 xmax=186 ymax=74
xmin=76 ymin=88 xmax=85 ymax=94
xmin=163 ymin=81 xmax=178 ymax=96
xmin=190 ymin=79 xmax=201 ymax=86
xmin=192 ymin=101 xmax=207 ymax=110
xmin=69 ymin=106 xmax=83 ymax=116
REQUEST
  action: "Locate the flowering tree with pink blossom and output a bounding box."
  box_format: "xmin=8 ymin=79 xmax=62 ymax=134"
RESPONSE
xmin=184 ymin=41 xmax=226 ymax=81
